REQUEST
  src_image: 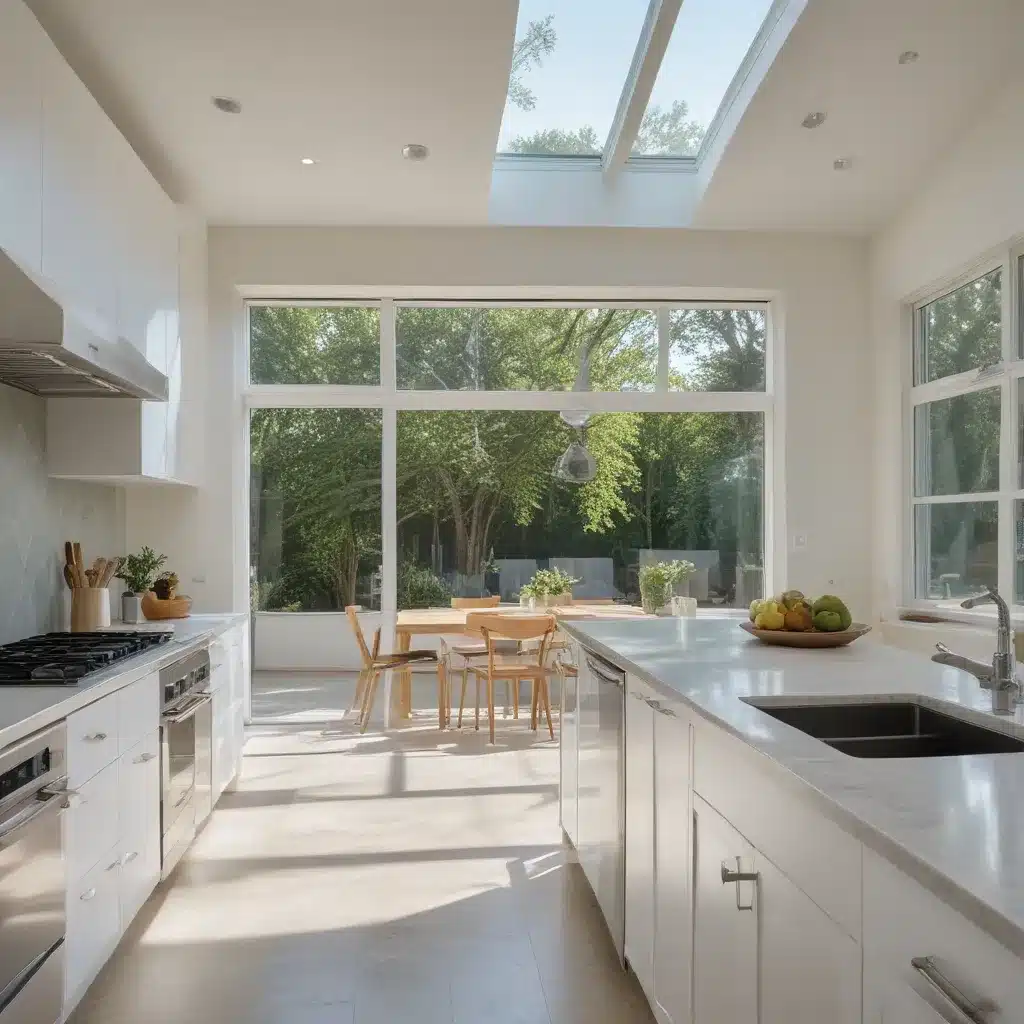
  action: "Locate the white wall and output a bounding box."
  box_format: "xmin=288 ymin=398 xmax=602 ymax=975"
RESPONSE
xmin=870 ymin=70 xmax=1024 ymax=621
xmin=198 ymin=225 xmax=871 ymax=668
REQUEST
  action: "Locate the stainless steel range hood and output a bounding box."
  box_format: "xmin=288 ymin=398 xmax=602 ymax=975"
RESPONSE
xmin=0 ymin=248 xmax=168 ymax=400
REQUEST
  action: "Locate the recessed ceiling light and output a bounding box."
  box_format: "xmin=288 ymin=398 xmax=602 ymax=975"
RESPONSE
xmin=402 ymin=144 xmax=429 ymax=161
xmin=801 ymin=111 xmax=827 ymax=129
xmin=211 ymin=96 xmax=242 ymax=114
xmin=300 ymin=157 xmax=316 ymax=166
xmin=833 ymin=157 xmax=853 ymax=171
xmin=898 ymin=50 xmax=919 ymax=64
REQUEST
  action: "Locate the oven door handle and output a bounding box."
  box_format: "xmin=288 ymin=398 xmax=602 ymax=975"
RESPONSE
xmin=161 ymin=692 xmax=212 ymax=726
xmin=0 ymin=788 xmax=66 ymax=848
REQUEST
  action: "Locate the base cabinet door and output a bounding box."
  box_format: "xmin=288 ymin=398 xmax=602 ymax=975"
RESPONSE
xmin=692 ymin=796 xmax=758 ymax=1024
xmin=758 ymin=852 xmax=860 ymax=1024
xmin=652 ymin=701 xmax=691 ymax=1024
xmin=65 ymin=849 xmax=121 ymax=1010
xmin=624 ymin=679 xmax=655 ymax=1001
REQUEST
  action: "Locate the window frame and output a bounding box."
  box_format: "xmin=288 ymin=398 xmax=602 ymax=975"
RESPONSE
xmin=904 ymin=247 xmax=1024 ymax=612
xmin=243 ymin=294 xmax=779 ymax=627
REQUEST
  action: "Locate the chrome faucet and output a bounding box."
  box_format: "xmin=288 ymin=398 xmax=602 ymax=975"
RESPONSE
xmin=931 ymin=588 xmax=1021 ymax=714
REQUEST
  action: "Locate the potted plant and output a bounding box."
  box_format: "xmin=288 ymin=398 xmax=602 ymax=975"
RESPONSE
xmin=152 ymin=571 xmax=179 ymax=601
xmin=639 ymin=559 xmax=696 ymax=615
xmin=116 ymin=546 xmax=166 ymax=623
xmin=520 ymin=568 xmax=579 ymax=609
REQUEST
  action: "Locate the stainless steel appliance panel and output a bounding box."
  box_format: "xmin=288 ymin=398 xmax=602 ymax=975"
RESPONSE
xmin=0 ymin=724 xmax=67 ymax=1024
xmin=579 ymin=652 xmax=625 ymax=962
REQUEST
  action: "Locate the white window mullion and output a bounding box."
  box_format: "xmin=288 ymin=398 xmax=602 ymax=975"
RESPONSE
xmin=656 ymin=307 xmax=670 ymax=391
xmin=999 ymin=373 xmax=1014 ymax=602
xmin=381 ymin=407 xmax=398 ymax=631
xmin=380 ymin=298 xmax=397 ymax=394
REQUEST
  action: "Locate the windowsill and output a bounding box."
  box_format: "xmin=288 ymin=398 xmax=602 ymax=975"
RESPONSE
xmin=897 ymin=603 xmax=1024 ymax=629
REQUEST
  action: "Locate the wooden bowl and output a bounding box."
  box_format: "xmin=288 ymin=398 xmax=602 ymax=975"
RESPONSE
xmin=739 ymin=620 xmax=871 ymax=648
xmin=141 ymin=592 xmax=192 ymax=620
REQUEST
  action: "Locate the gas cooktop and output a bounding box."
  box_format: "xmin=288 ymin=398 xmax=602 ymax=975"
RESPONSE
xmin=0 ymin=631 xmax=174 ymax=685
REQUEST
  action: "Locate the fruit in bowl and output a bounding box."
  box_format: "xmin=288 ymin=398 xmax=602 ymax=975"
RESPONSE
xmin=749 ymin=591 xmax=851 ymax=633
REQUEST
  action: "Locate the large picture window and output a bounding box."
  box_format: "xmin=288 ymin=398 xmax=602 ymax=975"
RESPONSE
xmin=908 ymin=254 xmax=1024 ymax=608
xmin=246 ymin=299 xmax=774 ymax=628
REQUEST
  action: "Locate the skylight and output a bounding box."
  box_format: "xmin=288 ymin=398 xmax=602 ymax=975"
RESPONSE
xmin=633 ymin=0 xmax=777 ymax=157
xmin=496 ymin=0 xmax=650 ymax=156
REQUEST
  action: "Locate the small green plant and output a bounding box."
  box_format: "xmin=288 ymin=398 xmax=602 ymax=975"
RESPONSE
xmin=117 ymin=546 xmax=167 ymax=594
xmin=521 ymin=567 xmax=580 ymax=599
xmin=638 ymin=559 xmax=696 ymax=613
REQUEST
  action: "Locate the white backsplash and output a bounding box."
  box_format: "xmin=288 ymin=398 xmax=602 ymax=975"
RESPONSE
xmin=0 ymin=382 xmax=121 ymax=643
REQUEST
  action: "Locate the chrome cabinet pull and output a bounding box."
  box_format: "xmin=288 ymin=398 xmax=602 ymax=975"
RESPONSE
xmin=721 ymin=858 xmax=759 ymax=911
xmin=133 ymin=751 xmax=156 ymax=764
xmin=80 ymin=887 xmax=97 ymax=901
xmin=84 ymin=732 xmax=108 ymax=742
xmin=910 ymin=957 xmax=990 ymax=1024
xmin=106 ymin=858 xmax=120 ymax=871
xmin=122 ymin=851 xmax=139 ymax=865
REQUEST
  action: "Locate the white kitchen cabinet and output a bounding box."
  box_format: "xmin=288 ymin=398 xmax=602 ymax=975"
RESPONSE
xmin=624 ymin=677 xmax=655 ymax=1002
xmin=65 ymin=759 xmax=119 ymax=882
xmin=65 ymin=846 xmax=122 ymax=1009
xmin=559 ymin=638 xmax=580 ymax=846
xmin=758 ymin=847 xmax=860 ymax=1024
xmin=693 ymin=795 xmax=758 ymax=1024
xmin=863 ymin=848 xmax=1024 ymax=1024
xmin=0 ymin=0 xmax=44 ymax=273
xmin=652 ymin=698 xmax=691 ymax=1024
xmin=40 ymin=41 xmax=118 ymax=337
xmin=117 ymin=731 xmax=161 ymax=930
xmin=692 ymin=793 xmax=860 ymax=1024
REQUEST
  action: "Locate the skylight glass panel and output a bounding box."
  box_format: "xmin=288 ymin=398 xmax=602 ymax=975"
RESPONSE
xmin=496 ymin=0 xmax=650 ymax=156
xmin=633 ymin=0 xmax=775 ymax=157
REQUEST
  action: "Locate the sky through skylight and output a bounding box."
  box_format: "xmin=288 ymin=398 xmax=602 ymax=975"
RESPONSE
xmin=496 ymin=0 xmax=777 ymax=158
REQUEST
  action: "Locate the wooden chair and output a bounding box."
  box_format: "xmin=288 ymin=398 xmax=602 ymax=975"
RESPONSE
xmin=444 ymin=595 xmax=519 ymax=718
xmin=461 ymin=613 xmax=557 ymax=743
xmin=345 ymin=607 xmax=447 ymax=732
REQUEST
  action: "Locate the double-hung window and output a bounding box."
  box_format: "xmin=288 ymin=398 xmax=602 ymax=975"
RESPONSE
xmin=909 ymin=255 xmax=1024 ymax=608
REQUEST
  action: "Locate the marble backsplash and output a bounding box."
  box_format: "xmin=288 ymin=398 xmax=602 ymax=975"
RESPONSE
xmin=0 ymin=382 xmax=121 ymax=644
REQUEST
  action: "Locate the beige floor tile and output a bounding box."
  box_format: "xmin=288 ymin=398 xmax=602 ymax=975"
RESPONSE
xmin=71 ymin=715 xmax=652 ymax=1024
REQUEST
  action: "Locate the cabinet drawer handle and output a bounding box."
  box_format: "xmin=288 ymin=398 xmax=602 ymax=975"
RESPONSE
xmin=122 ymin=851 xmax=139 ymax=865
xmin=133 ymin=752 xmax=157 ymax=764
xmin=80 ymin=887 xmax=97 ymax=901
xmin=721 ymin=858 xmax=759 ymax=912
xmin=84 ymin=732 xmax=108 ymax=742
xmin=910 ymin=957 xmax=990 ymax=1024
xmin=106 ymin=858 xmax=120 ymax=871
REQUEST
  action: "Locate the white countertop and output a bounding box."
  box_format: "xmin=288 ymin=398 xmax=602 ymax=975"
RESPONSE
xmin=0 ymin=614 xmax=248 ymax=749
xmin=561 ymin=615 xmax=1024 ymax=957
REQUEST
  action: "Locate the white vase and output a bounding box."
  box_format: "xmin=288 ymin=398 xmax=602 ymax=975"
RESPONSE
xmin=121 ymin=592 xmax=145 ymax=624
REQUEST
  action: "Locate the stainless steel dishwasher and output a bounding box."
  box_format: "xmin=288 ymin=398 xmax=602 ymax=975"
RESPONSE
xmin=0 ymin=723 xmax=68 ymax=1024
xmin=576 ymin=650 xmax=625 ymax=962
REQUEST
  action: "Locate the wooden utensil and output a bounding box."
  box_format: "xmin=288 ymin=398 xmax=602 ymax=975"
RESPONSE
xmin=63 ymin=564 xmax=75 ymax=590
xmin=72 ymin=542 xmax=84 ymax=583
xmin=63 ymin=541 xmax=82 ymax=588
xmin=99 ymin=557 xmax=122 ymax=588
xmin=91 ymin=557 xmax=105 ymax=585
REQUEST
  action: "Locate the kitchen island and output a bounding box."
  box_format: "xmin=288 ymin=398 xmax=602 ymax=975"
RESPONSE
xmin=559 ymin=615 xmax=1024 ymax=1024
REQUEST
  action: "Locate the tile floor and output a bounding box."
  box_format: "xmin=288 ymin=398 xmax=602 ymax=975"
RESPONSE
xmin=70 ymin=707 xmax=653 ymax=1024
xmin=250 ymin=669 xmax=360 ymax=723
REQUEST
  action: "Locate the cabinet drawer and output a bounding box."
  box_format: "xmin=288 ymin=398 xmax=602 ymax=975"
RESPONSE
xmin=67 ymin=696 xmax=118 ymax=786
xmin=65 ymin=845 xmax=121 ymax=1009
xmin=65 ymin=761 xmax=119 ymax=883
xmin=693 ymin=719 xmax=861 ymax=940
xmin=117 ymin=672 xmax=159 ymax=754
xmin=119 ymin=731 xmax=160 ymax=855
xmin=118 ymin=837 xmax=159 ymax=933
xmin=864 ymin=849 xmax=1024 ymax=1024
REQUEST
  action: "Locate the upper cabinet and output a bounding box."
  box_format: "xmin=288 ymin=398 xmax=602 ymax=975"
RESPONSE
xmin=0 ymin=0 xmax=44 ymax=274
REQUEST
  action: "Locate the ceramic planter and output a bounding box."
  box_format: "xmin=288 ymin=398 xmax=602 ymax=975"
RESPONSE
xmin=121 ymin=592 xmax=145 ymax=624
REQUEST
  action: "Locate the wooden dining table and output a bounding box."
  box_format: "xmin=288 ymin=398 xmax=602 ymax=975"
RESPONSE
xmin=391 ymin=603 xmax=649 ymax=720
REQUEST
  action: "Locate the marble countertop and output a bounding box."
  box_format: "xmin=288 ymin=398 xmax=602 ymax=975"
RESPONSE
xmin=561 ymin=615 xmax=1024 ymax=957
xmin=0 ymin=613 xmax=248 ymax=749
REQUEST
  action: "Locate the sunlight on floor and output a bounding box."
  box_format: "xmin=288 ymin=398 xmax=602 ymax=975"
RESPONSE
xmin=71 ymin=712 xmax=653 ymax=1024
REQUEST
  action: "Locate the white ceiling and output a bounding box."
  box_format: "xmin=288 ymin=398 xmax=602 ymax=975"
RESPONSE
xmin=25 ymin=0 xmax=1024 ymax=233
xmin=693 ymin=0 xmax=1024 ymax=233
xmin=26 ymin=0 xmax=519 ymax=225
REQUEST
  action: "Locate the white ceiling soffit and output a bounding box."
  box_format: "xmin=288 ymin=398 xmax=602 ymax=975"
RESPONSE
xmin=692 ymin=0 xmax=1024 ymax=234
xmin=26 ymin=0 xmax=519 ymax=225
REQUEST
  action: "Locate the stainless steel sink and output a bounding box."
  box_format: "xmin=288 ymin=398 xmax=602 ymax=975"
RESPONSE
xmin=745 ymin=699 xmax=1024 ymax=758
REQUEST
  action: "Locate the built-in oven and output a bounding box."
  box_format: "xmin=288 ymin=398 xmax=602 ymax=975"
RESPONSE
xmin=160 ymin=649 xmax=212 ymax=879
xmin=0 ymin=723 xmax=67 ymax=1024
